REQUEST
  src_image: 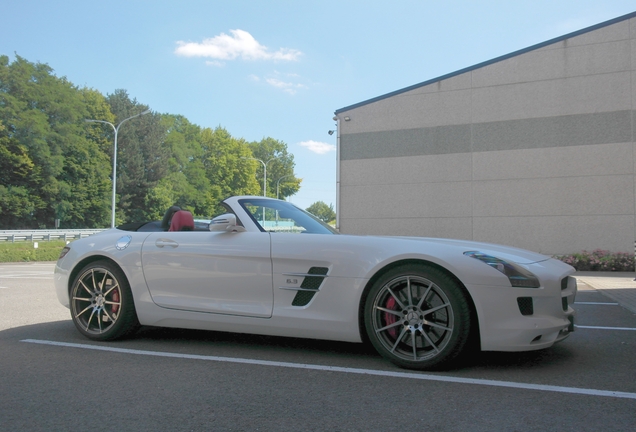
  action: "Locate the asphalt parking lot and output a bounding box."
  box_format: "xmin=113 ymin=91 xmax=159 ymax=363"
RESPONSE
xmin=1 ymin=262 xmax=634 ymax=431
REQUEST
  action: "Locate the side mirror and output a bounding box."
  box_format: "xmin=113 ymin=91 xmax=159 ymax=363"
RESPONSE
xmin=209 ymin=213 xmax=246 ymax=232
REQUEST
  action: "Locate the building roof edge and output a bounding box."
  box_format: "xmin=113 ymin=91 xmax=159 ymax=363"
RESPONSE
xmin=334 ymin=10 xmax=636 ymax=115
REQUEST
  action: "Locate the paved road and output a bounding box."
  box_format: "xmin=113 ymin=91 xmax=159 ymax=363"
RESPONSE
xmin=1 ymin=263 xmax=634 ymax=431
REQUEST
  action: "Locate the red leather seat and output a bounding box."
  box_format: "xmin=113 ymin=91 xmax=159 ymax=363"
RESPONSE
xmin=169 ymin=210 xmax=195 ymax=232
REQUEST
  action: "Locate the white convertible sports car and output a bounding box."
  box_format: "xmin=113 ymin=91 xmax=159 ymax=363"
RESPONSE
xmin=54 ymin=196 xmax=577 ymax=370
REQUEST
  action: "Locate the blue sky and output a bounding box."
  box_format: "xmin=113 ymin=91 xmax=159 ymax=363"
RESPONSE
xmin=2 ymin=1 xmax=635 ymax=210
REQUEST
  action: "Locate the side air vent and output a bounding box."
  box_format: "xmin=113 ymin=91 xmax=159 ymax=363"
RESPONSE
xmin=517 ymin=297 xmax=534 ymax=316
xmin=291 ymin=267 xmax=329 ymax=307
xmin=300 ymin=267 xmax=328 ymax=290
xmin=561 ymin=277 xmax=569 ymax=290
xmin=560 ymin=276 xmax=575 ymax=310
xmin=292 ymin=291 xmax=317 ymax=307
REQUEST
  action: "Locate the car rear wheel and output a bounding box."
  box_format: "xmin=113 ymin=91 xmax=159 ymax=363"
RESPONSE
xmin=69 ymin=261 xmax=139 ymax=341
xmin=364 ymin=265 xmax=472 ymax=370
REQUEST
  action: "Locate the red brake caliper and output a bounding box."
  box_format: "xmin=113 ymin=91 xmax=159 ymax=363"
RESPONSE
xmin=384 ymin=297 xmax=398 ymax=339
xmin=111 ymin=290 xmax=120 ymax=315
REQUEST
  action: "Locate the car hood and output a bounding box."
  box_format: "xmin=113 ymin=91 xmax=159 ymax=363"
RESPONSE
xmin=384 ymin=236 xmax=552 ymax=264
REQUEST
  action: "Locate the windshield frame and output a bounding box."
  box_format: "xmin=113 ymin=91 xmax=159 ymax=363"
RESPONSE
xmin=238 ymin=198 xmax=338 ymax=234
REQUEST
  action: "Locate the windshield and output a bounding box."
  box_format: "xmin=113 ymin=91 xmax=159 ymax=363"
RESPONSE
xmin=239 ymin=199 xmax=337 ymax=234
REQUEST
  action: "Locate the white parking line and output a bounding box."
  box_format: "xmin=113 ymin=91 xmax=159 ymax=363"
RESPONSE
xmin=575 ymin=302 xmax=619 ymax=305
xmin=575 ymin=325 xmax=636 ymax=331
xmin=21 ymin=339 xmax=636 ymax=400
xmin=0 ymin=274 xmax=53 ymax=279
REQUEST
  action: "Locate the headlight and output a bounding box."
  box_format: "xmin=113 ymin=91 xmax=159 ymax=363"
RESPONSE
xmin=464 ymin=251 xmax=540 ymax=288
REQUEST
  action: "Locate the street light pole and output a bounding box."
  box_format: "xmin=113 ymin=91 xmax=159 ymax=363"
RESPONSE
xmin=276 ymin=174 xmax=293 ymax=200
xmin=242 ymin=156 xmax=280 ymax=197
xmin=86 ymin=109 xmax=151 ymax=228
xmin=333 ymin=117 xmax=340 ymax=231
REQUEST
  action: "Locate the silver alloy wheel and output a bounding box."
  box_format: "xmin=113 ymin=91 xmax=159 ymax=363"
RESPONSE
xmin=371 ymin=275 xmax=454 ymax=362
xmin=71 ymin=267 xmax=122 ymax=335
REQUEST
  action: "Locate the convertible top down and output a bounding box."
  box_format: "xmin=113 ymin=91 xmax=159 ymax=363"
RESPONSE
xmin=55 ymin=196 xmax=576 ymax=370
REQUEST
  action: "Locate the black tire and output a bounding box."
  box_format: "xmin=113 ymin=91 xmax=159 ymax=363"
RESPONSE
xmin=364 ymin=265 xmax=472 ymax=370
xmin=69 ymin=261 xmax=139 ymax=341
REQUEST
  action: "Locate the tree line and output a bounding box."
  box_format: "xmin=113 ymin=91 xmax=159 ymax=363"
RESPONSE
xmin=0 ymin=55 xmax=302 ymax=229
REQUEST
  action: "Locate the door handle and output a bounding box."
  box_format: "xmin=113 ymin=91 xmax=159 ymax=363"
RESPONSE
xmin=155 ymin=238 xmax=179 ymax=248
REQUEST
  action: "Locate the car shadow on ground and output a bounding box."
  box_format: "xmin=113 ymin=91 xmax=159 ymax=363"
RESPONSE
xmin=136 ymin=326 xmax=575 ymax=368
xmin=1 ymin=320 xmax=576 ymax=373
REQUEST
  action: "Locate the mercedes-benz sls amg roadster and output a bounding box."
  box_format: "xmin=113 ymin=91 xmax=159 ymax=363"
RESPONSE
xmin=54 ymin=196 xmax=577 ymax=370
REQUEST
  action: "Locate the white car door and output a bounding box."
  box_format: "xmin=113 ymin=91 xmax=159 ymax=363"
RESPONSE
xmin=141 ymin=231 xmax=273 ymax=318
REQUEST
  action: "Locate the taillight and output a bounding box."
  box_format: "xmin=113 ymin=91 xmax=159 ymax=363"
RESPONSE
xmin=58 ymin=246 xmax=71 ymax=260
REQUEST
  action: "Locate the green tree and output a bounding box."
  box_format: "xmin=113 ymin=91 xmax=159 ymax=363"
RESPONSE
xmin=0 ymin=118 xmax=37 ymax=227
xmin=306 ymin=201 xmax=336 ymax=223
xmin=106 ymin=89 xmax=170 ymax=223
xmin=248 ymin=137 xmax=301 ymax=199
xmin=201 ymin=127 xmax=260 ymax=213
xmin=82 ymin=87 xmax=116 ymax=156
xmin=0 ymin=55 xmax=111 ymax=228
xmin=0 ymin=54 xmax=307 ymax=228
xmin=145 ymin=114 xmax=213 ymax=219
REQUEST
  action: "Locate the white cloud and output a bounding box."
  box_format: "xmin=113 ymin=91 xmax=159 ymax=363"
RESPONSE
xmin=265 ymin=77 xmax=307 ymax=95
xmin=299 ymin=140 xmax=336 ymax=155
xmin=175 ymin=29 xmax=302 ymax=61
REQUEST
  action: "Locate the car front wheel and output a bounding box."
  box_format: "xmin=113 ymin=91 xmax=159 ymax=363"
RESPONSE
xmin=364 ymin=265 xmax=472 ymax=370
xmin=69 ymin=261 xmax=139 ymax=341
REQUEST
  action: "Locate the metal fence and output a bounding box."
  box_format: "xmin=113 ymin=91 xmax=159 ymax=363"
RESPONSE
xmin=0 ymin=229 xmax=106 ymax=243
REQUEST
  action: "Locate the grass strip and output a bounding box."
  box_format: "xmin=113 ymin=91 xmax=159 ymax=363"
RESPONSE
xmin=0 ymin=240 xmax=67 ymax=262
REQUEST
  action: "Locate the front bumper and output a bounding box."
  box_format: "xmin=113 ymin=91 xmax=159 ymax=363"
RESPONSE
xmin=469 ymin=273 xmax=577 ymax=352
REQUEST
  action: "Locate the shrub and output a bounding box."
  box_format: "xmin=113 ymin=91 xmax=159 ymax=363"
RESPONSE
xmin=0 ymin=241 xmax=67 ymax=262
xmin=554 ymin=249 xmax=635 ymax=272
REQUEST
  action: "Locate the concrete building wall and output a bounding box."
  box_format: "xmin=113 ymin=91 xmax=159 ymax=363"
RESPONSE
xmin=335 ymin=13 xmax=636 ymax=255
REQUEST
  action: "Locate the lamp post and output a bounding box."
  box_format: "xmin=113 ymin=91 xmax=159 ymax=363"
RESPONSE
xmin=330 ymin=117 xmax=340 ymax=231
xmin=242 ymin=156 xmax=280 ymax=197
xmin=276 ymin=174 xmax=293 ymax=200
xmin=85 ymin=109 xmax=151 ymax=228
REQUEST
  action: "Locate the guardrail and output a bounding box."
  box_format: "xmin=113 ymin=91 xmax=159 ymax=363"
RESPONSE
xmin=0 ymin=229 xmax=107 ymax=243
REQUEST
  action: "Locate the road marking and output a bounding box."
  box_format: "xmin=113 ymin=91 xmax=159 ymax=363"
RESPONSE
xmin=575 ymin=302 xmax=619 ymax=305
xmin=0 ymin=273 xmax=53 ymax=278
xmin=21 ymin=339 xmax=636 ymax=400
xmin=575 ymin=325 xmax=636 ymax=331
